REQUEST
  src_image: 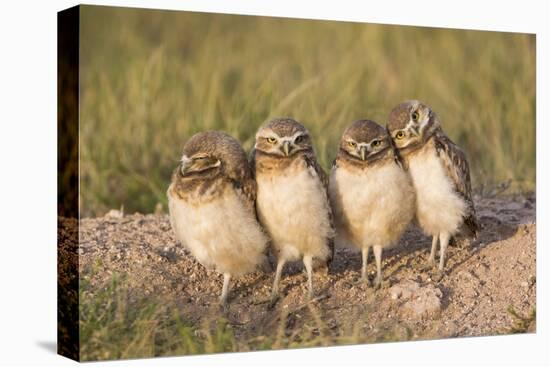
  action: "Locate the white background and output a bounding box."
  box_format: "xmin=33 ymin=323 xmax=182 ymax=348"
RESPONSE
xmin=0 ymin=0 xmax=546 ymax=366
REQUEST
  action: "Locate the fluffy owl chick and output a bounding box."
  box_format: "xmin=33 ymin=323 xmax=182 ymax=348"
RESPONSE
xmin=251 ymin=118 xmax=334 ymax=301
xmin=329 ymin=120 xmax=415 ymax=287
xmin=167 ymin=131 xmax=268 ymax=307
xmin=387 ymin=100 xmax=479 ymax=274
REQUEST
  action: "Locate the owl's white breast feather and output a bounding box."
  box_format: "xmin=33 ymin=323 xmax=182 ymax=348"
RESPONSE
xmin=408 ymin=147 xmax=467 ymax=236
xmin=168 ymin=185 xmax=268 ymax=276
xmin=329 ymin=162 xmax=415 ymax=249
xmin=256 ymin=160 xmax=332 ymax=262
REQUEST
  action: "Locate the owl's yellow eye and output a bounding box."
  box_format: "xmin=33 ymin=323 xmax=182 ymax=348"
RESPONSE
xmin=267 ymin=137 xmax=277 ymax=144
xmin=395 ymin=131 xmax=405 ymax=140
xmin=411 ymin=111 xmax=419 ymax=122
xmin=347 ymin=141 xmax=357 ymax=148
xmin=371 ymin=140 xmax=381 ymax=147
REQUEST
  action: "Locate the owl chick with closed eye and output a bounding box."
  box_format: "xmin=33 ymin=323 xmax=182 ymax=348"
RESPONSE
xmin=251 ymin=118 xmax=334 ymax=302
xmin=387 ymin=100 xmax=479 ymax=276
xmin=329 ymin=120 xmax=415 ymax=287
xmin=167 ymin=131 xmax=269 ymax=307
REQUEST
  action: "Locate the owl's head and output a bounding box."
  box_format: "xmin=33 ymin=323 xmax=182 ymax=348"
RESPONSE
xmin=178 ymin=131 xmax=247 ymax=180
xmin=339 ymin=119 xmax=392 ymax=163
xmin=254 ymin=118 xmax=313 ymax=158
xmin=387 ymin=100 xmax=440 ymax=152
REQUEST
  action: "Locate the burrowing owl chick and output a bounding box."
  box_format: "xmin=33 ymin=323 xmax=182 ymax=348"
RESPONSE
xmin=329 ymin=119 xmax=415 ymax=287
xmin=387 ymin=101 xmax=479 ymax=276
xmin=251 ymin=118 xmax=334 ymax=302
xmin=167 ymin=131 xmax=268 ymax=307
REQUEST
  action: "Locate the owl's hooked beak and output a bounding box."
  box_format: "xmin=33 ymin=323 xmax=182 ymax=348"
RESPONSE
xmin=180 ymin=156 xmax=192 ymax=175
xmin=282 ymin=141 xmax=291 ymax=156
xmin=409 ymin=125 xmax=420 ymax=137
xmin=180 ymin=156 xmax=221 ymax=175
xmin=359 ymin=146 xmax=368 ymax=161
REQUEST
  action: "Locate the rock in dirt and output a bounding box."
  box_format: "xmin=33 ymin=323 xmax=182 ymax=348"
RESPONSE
xmin=390 ymin=280 xmax=443 ymax=320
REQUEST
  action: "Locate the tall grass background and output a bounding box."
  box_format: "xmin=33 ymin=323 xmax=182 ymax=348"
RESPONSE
xmin=79 ymin=6 xmax=535 ymax=217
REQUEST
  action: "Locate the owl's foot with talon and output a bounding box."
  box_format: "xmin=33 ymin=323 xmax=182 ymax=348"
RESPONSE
xmin=373 ymin=277 xmax=389 ymax=290
xmin=354 ymin=276 xmax=371 ymax=287
xmin=418 ymin=260 xmax=435 ymax=272
xmin=432 ymin=270 xmax=445 ymax=282
xmin=218 ymin=300 xmax=229 ymax=313
xmin=268 ymin=293 xmax=280 ymax=310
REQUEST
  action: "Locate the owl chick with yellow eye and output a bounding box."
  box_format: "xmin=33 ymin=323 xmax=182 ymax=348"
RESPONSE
xmin=329 ymin=120 xmax=415 ymax=287
xmin=387 ymin=101 xmax=479 ymax=276
xmin=167 ymin=131 xmax=269 ymax=307
xmin=251 ymin=118 xmax=334 ymax=302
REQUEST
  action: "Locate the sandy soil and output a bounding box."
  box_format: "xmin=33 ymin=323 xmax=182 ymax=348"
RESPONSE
xmin=76 ymin=193 xmax=536 ymax=343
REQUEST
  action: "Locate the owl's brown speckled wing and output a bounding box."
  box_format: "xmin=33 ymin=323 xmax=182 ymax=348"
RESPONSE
xmin=239 ymin=175 xmax=257 ymax=213
xmin=304 ymin=154 xmax=329 ymax=191
xmin=229 ymin=159 xmax=257 ymax=214
xmin=248 ymin=148 xmax=257 ymax=180
xmin=434 ymin=131 xmax=479 ymax=237
xmin=304 ymin=154 xmax=335 ymax=265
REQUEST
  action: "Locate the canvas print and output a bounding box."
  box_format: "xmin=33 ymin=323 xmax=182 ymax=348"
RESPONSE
xmin=57 ymin=5 xmax=536 ymax=362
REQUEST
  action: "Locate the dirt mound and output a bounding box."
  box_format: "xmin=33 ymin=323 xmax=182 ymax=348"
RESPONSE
xmin=76 ymin=194 xmax=536 ymax=343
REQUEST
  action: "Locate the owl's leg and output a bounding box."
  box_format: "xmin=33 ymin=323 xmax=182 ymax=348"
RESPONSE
xmin=219 ymin=273 xmax=231 ymax=308
xmin=373 ymin=245 xmax=384 ymax=289
xmin=303 ymin=255 xmax=314 ymax=299
xmin=361 ymin=246 xmax=370 ymax=282
xmin=271 ymin=259 xmax=286 ymax=301
xmin=438 ymin=232 xmax=451 ymax=272
xmin=428 ymin=235 xmax=439 ymax=263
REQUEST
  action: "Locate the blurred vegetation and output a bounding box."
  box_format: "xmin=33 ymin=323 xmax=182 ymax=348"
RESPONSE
xmin=79 ymin=5 xmax=535 ymax=216
xmin=506 ymin=305 xmax=536 ymax=334
xmin=79 ymin=271 xmax=411 ymax=361
xmin=79 ymin=272 xmax=537 ymax=361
